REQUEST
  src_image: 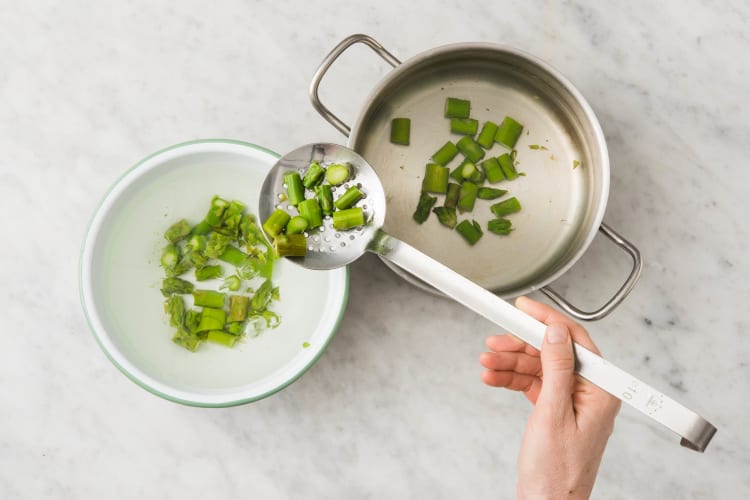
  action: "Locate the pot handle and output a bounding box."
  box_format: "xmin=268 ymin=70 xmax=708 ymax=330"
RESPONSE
xmin=310 ymin=34 xmax=401 ymax=137
xmin=541 ymin=223 xmax=643 ymax=321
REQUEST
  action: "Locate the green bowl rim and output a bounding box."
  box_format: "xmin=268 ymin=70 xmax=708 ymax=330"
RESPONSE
xmin=78 ymin=138 xmax=350 ymax=407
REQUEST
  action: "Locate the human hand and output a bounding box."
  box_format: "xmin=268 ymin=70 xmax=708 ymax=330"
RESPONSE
xmin=479 ymin=296 xmax=621 ymax=499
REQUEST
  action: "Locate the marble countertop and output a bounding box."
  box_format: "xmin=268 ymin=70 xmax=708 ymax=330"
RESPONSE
xmin=2 ymin=1 xmax=748 ymax=498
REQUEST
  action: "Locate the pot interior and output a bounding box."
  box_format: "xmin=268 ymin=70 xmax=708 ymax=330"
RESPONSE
xmin=351 ymin=44 xmax=608 ymax=297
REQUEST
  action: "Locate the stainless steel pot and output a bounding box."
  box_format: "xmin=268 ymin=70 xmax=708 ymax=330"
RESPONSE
xmin=310 ymin=34 xmax=642 ymax=321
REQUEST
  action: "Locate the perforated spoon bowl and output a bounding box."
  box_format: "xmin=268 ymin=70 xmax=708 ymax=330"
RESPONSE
xmin=258 ymin=143 xmax=716 ymax=452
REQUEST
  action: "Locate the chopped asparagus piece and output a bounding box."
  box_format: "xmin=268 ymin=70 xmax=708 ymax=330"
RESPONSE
xmin=477 ymin=121 xmax=499 ymax=149
xmin=333 ymin=207 xmax=364 ymax=230
xmin=185 ymin=251 xmax=208 ymax=270
xmin=161 ymin=277 xmax=195 ymax=296
xmin=413 ymin=192 xmax=437 ymax=224
xmin=314 ymin=184 xmax=334 ymax=215
xmin=229 ymin=295 xmax=250 ymax=322
xmin=490 ymin=197 xmax=522 ymax=217
xmin=250 ymin=279 xmax=274 ymax=312
xmin=187 ymin=234 xmax=206 ymax=252
xmin=285 ymin=215 xmax=309 ymax=235
xmin=191 ymin=220 xmax=212 ymax=236
xmin=488 ymin=218 xmax=513 ymax=235
xmin=206 ymin=330 xmax=237 ymax=347
xmin=239 ymin=214 xmax=264 ymax=246
xmin=325 ymin=163 xmax=351 ymax=185
xmin=223 ymin=200 xmax=245 ymax=219
xmin=197 ymin=307 xmax=226 ymax=332
xmin=481 ymin=157 xmax=505 ymax=183
xmin=456 ymin=219 xmax=483 ymax=245
xmin=219 ymin=245 xmax=248 ymax=266
xmin=262 ymin=209 xmax=291 ymax=239
xmin=205 ymin=232 xmax=232 ymax=259
xmin=444 ymin=97 xmax=470 ymax=118
xmin=166 ymin=252 xmax=196 ymax=278
xmin=185 ymin=309 xmax=202 ymax=334
xmin=284 ymin=172 xmax=305 ymax=206
xmin=195 ymin=264 xmax=223 ymax=281
xmin=225 ymin=321 xmax=246 ymax=336
xmin=445 ymin=182 xmax=461 ymax=209
xmin=457 ymin=182 xmax=478 ymax=213
xmin=193 ymin=289 xmax=225 ymax=309
xmin=477 ymin=187 xmax=508 ymax=200
xmin=422 ymin=164 xmax=449 ymax=194
xmin=164 ymin=219 xmax=191 ymax=243
xmin=172 ymin=328 xmax=201 ymax=352
xmin=433 ymin=206 xmax=457 ymax=228
xmin=334 ymin=186 xmax=364 ymax=210
xmin=431 ymin=141 xmax=459 ymax=166
xmin=495 ymin=116 xmax=524 ymax=149
xmin=302 ymin=161 xmax=326 ymax=189
xmin=217 ymin=201 xmax=245 ymax=238
xmin=390 ymin=118 xmax=411 ymax=145
xmin=497 ymin=153 xmax=519 ymax=180
xmin=204 ymin=196 xmax=230 ymax=228
xmin=165 ymin=295 xmax=186 ymax=327
xmin=460 ymin=160 xmax=479 ymax=183
xmin=450 ymin=118 xmax=478 ymax=135
xmin=456 ymin=135 xmax=485 ymax=163
xmin=160 ymin=244 xmax=180 ymax=271
xmin=298 ymin=198 xmax=323 ymax=229
xmin=449 ymin=164 xmax=464 ymax=182
xmin=274 ymin=234 xmax=307 ymax=257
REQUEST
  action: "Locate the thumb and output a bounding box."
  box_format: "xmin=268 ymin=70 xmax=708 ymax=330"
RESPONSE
xmin=536 ymin=323 xmax=575 ymax=416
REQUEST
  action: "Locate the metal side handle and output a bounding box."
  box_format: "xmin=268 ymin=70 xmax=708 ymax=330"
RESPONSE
xmin=368 ymin=229 xmax=717 ymax=452
xmin=309 ymin=34 xmax=401 ymax=137
xmin=542 ymin=223 xmax=644 ymax=321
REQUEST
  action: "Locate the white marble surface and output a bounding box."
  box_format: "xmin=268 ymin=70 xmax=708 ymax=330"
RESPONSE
xmin=1 ymin=0 xmax=749 ymax=498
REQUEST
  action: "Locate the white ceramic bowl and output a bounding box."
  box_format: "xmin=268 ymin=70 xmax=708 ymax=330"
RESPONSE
xmin=79 ymin=139 xmax=349 ymax=406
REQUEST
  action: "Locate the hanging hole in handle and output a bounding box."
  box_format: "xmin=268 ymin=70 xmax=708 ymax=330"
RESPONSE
xmin=310 ymin=34 xmax=401 ymax=137
xmin=540 ymin=223 xmax=643 ymax=321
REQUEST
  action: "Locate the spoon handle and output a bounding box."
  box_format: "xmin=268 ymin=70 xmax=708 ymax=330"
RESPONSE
xmin=368 ymin=229 xmax=717 ymax=452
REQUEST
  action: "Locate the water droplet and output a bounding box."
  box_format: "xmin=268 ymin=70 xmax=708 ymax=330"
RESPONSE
xmin=363 ymin=205 xmax=367 ymax=210
xmin=334 ymin=233 xmax=341 ymax=238
xmin=308 ymin=245 xmax=314 ymax=251
xmin=303 ymin=232 xmax=309 ymax=237
xmin=349 ymin=235 xmax=355 ymax=240
xmin=324 ymin=236 xmax=331 ymax=242
xmin=282 ymin=183 xmax=288 ymax=189
xmin=312 ymin=235 xmax=320 ymax=242
xmin=340 ymin=242 xmax=346 ymax=247
xmin=356 ymin=183 xmax=362 ymax=188
xmin=329 ymin=246 xmax=336 ymax=251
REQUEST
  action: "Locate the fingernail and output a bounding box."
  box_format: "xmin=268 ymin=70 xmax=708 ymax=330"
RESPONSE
xmin=546 ymin=324 xmax=568 ymax=344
